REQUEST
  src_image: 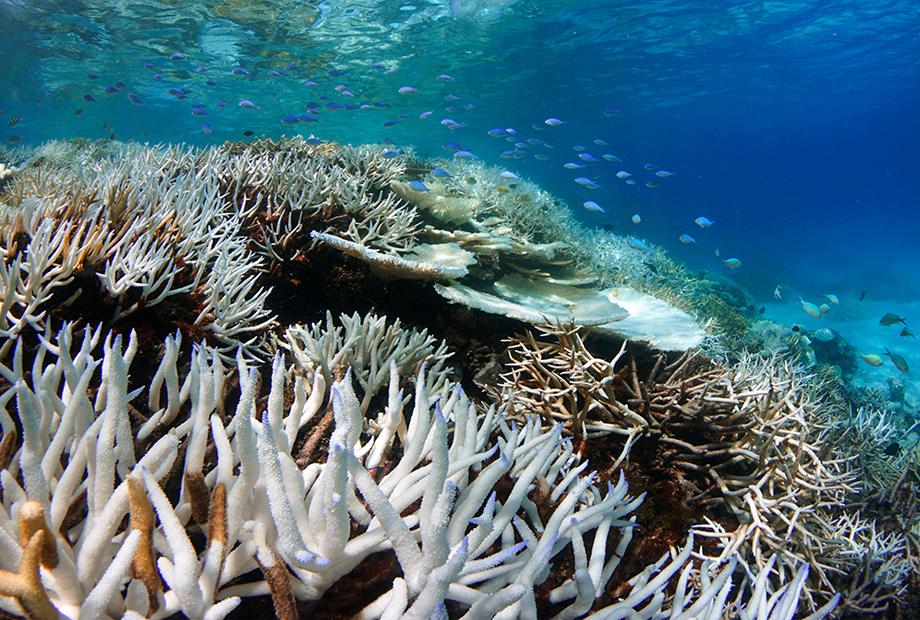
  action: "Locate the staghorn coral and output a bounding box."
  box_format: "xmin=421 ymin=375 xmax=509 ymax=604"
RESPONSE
xmin=489 ymin=323 xmax=913 ymax=613
xmin=0 ymin=320 xmax=648 ymax=619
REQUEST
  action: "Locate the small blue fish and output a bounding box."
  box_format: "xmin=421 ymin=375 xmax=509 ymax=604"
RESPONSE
xmin=419 ymin=110 xmax=433 ymax=119
xmin=643 ymin=163 xmax=658 ymax=171
xmin=382 ymin=150 xmax=399 ymax=158
xmin=197 ymin=65 xmax=208 ymax=73
xmin=694 ymin=216 xmax=714 ymax=228
xmin=533 ymin=154 xmax=549 ymax=161
xmin=232 ymin=67 xmax=251 ymax=76
xmin=499 ymin=151 xmax=516 ymax=159
xmin=454 ymin=150 xmax=476 ymax=159
xmin=573 ymin=145 xmax=586 ymax=152
xmin=615 ymin=171 xmax=632 ymax=180
xmin=488 ymin=128 xmax=506 ymax=137
xmin=678 ymin=233 xmax=696 ymax=244
xmin=500 ymin=171 xmax=519 ymax=180
xmin=545 ymin=117 xmax=566 ymax=126
xmin=646 ymin=181 xmax=661 ymax=188
xmin=201 ymin=123 xmax=213 ymax=135
xmin=563 ymin=163 xmax=585 ymax=170
xmin=191 ymin=108 xmax=207 ymax=116
xmin=593 ymin=139 xmax=608 ymax=146
xmin=436 ymin=74 xmax=455 ymax=81
xmin=383 ymin=120 xmax=399 ymax=127
xmin=104 ymin=86 xmax=118 ymax=94
xmin=655 ymin=170 xmax=675 ymax=178
xmin=505 ymin=128 xmax=517 ymax=135
xmin=602 ymin=154 xmax=622 ymax=162
xmin=583 ymin=201 xmax=605 ymax=213
xmin=445 ymin=93 xmax=461 ymax=101
xmin=441 ymin=118 xmax=463 ymax=130
xmin=398 ymin=86 xmax=417 ymax=94
xmin=304 ymin=80 xmax=318 ymax=87
xmin=627 ymin=237 xmax=653 ymax=252
xmin=442 ymin=141 xmax=462 ymax=151
xmin=216 ymin=101 xmax=227 ymax=109
xmin=603 ymin=106 xmax=620 ymax=117
xmin=408 ymin=180 xmax=429 ymax=192
xmin=267 ymin=70 xmax=285 ymax=77
xmin=574 ymin=177 xmax=600 ymax=189
xmin=578 ymin=153 xmax=598 ymax=162
xmin=239 ymin=99 xmax=259 ymax=109
xmin=722 ymin=258 xmax=742 ymax=269
xmin=170 ymin=52 xmax=185 ymax=60
xmin=431 ymin=167 xmax=451 ymax=177
xmin=281 ymin=115 xmax=300 ymax=125
xmin=298 ymin=114 xmax=319 ymax=123
xmin=83 ymin=94 xmax=95 ymax=103
xmin=127 ymin=92 xmax=143 ymax=104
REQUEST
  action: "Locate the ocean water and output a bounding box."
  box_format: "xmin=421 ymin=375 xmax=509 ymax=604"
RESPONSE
xmin=1 ymin=1 xmax=919 ymax=617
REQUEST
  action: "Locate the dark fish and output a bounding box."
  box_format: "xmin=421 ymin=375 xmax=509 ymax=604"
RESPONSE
xmin=127 ymin=92 xmax=143 ymax=104
xmin=74 ymin=108 xmax=83 ymax=116
xmin=8 ymin=135 xmax=22 ymax=143
xmin=901 ymin=326 xmax=916 ymax=339
xmin=83 ymin=94 xmax=95 ymax=103
xmin=880 ymin=313 xmax=907 ymax=326
xmin=87 ymin=73 xmax=99 ymax=80
xmin=858 ymin=291 xmax=867 ymax=301
xmin=758 ymin=306 xmax=765 ymax=314
xmin=281 ymin=115 xmax=300 ymax=125
xmin=642 ymin=262 xmax=659 ymax=274
xmin=8 ymin=115 xmax=21 ymax=128
xmin=104 ymin=86 xmax=118 ymax=94
xmin=883 ymin=441 xmax=900 ymax=457
xmin=383 ymin=120 xmax=398 ymax=127
xmin=170 ymin=52 xmax=185 ymax=60
xmin=791 ymin=325 xmax=800 ymax=333
xmin=115 ymin=82 xmax=126 ymax=89
xmin=232 ymin=67 xmax=251 ymax=76
xmin=243 ymin=130 xmax=254 ymax=136
xmin=884 ymin=348 xmax=909 ymax=373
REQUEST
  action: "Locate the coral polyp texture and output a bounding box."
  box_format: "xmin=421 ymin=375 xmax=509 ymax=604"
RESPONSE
xmin=0 ymin=139 xmax=915 ymax=618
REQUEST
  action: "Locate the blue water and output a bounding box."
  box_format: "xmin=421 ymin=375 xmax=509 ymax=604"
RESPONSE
xmin=2 ymin=0 xmax=919 ymax=301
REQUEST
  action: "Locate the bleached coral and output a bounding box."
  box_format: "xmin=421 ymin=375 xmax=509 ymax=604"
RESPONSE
xmin=0 ymin=320 xmax=644 ymax=618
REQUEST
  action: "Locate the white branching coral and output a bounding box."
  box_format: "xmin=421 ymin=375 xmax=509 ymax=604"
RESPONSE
xmin=0 ymin=321 xmax=643 ymax=618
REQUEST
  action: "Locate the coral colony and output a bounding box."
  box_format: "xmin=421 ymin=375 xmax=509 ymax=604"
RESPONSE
xmin=0 ymin=138 xmax=915 ymax=619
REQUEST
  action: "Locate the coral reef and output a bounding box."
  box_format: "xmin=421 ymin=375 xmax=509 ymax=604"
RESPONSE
xmin=0 ymin=138 xmax=914 ymax=618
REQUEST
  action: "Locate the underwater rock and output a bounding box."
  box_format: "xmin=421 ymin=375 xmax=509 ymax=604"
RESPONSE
xmin=311 ymin=231 xmax=475 ymax=280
